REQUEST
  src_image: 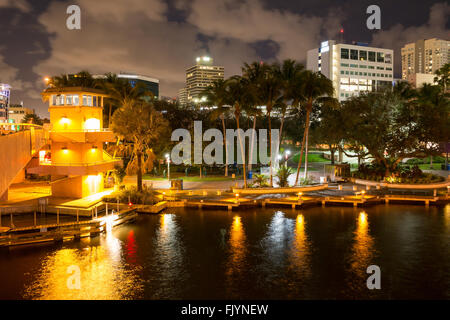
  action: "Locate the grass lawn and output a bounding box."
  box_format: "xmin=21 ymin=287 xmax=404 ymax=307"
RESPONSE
xmin=142 ymin=174 xmax=235 ymax=182
xmin=291 ymin=152 xmax=328 ymax=163
xmin=417 ymin=163 xmax=445 ymax=171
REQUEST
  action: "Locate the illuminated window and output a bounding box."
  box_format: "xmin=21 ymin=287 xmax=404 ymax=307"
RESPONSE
xmin=82 ymin=95 xmax=93 ymax=106
xmin=359 ymin=50 xmax=367 ymax=61
xmin=377 ymin=52 xmax=385 ymax=63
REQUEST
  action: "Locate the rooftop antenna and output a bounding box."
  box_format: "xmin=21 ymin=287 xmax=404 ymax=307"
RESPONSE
xmin=339 ymin=27 xmax=344 ymax=44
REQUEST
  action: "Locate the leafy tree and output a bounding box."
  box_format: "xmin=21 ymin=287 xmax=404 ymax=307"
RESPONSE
xmin=310 ymin=103 xmax=343 ymax=164
xmin=339 ymin=89 xmax=448 ymax=176
xmin=111 ymin=102 xmax=169 ymax=191
xmin=22 ymin=113 xmax=43 ymax=126
xmin=434 ymin=63 xmax=450 ymax=92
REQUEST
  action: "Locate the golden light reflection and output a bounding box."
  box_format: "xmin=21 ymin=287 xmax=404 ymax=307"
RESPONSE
xmin=288 ymin=214 xmax=312 ymax=277
xmin=444 ymin=205 xmax=450 ymax=229
xmin=23 ymin=237 xmax=143 ymax=300
xmin=226 ymin=216 xmax=247 ymax=281
xmin=350 ymin=211 xmax=375 ymax=279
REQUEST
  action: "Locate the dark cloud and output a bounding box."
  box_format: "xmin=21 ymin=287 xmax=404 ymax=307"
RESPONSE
xmin=0 ymin=0 xmax=448 ymax=117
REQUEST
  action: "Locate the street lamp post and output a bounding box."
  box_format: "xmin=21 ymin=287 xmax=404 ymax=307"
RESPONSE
xmin=165 ymin=154 xmax=170 ymax=181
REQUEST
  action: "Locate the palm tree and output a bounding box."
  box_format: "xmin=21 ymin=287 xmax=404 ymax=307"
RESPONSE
xmin=273 ymin=60 xmax=304 ymax=167
xmin=294 ymin=71 xmax=335 ymax=185
xmin=225 ymin=76 xmax=251 ymax=188
xmin=202 ymin=79 xmax=231 ymax=176
xmin=243 ymin=62 xmax=282 ymax=186
xmin=48 ymin=71 xmax=96 ymax=88
xmin=242 ymin=62 xmax=266 ymax=175
xmin=244 ymin=103 xmax=262 ymax=173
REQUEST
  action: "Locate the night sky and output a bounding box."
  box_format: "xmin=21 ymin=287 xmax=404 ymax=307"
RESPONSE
xmin=0 ymin=0 xmax=449 ymax=117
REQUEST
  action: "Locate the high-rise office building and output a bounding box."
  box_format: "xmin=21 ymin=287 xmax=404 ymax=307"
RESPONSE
xmin=184 ymin=56 xmax=224 ymax=104
xmin=117 ymin=73 xmax=159 ymax=99
xmin=0 ymin=83 xmax=11 ymax=123
xmin=401 ymin=38 xmax=449 ymax=86
xmin=93 ymin=73 xmax=159 ymax=99
xmin=178 ymin=88 xmax=187 ymax=106
xmin=307 ymin=40 xmax=394 ymax=101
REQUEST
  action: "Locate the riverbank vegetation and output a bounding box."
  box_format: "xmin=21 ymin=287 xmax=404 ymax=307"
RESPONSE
xmin=45 ymin=62 xmax=449 ymax=187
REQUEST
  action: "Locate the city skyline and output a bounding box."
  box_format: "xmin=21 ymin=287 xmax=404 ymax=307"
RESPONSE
xmin=0 ymin=0 xmax=449 ymax=117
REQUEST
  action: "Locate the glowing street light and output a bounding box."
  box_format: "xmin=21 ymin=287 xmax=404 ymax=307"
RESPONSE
xmin=165 ymin=153 xmax=170 ymax=181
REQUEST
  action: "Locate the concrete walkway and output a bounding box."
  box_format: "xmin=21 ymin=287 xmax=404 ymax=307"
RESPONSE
xmin=123 ymin=176 xmax=245 ymax=190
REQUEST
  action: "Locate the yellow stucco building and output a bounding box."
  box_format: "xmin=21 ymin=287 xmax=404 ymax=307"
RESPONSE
xmin=29 ymin=87 xmax=121 ymax=198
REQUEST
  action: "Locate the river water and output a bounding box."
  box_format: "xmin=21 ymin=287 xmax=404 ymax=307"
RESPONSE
xmin=0 ymin=204 xmax=449 ymax=299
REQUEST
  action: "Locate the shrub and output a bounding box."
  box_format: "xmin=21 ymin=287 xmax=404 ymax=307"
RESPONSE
xmin=276 ymin=166 xmax=293 ymax=187
xmin=103 ymin=185 xmax=157 ymax=205
xmin=253 ymin=174 xmax=269 ymax=187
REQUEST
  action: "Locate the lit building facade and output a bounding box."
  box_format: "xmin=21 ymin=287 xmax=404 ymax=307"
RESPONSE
xmin=0 ymin=83 xmax=11 ymax=123
xmin=307 ymin=40 xmax=394 ymax=101
xmin=28 ymin=87 xmax=121 ymax=198
xmin=8 ymin=105 xmax=34 ymax=124
xmin=178 ymin=88 xmax=187 ymax=106
xmin=185 ymin=56 xmax=224 ymax=104
xmin=401 ymin=38 xmax=450 ymax=81
xmin=117 ymin=73 xmax=159 ymax=100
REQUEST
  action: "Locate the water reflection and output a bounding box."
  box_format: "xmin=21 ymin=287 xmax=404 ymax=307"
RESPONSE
xmin=23 ymin=235 xmax=142 ymax=300
xmin=225 ymin=215 xmax=247 ymax=296
xmin=288 ymin=214 xmax=312 ymax=278
xmin=346 ymin=211 xmax=376 ymax=294
xmin=226 ymin=216 xmax=247 ymax=274
xmin=263 ymin=211 xmax=293 ymax=265
xmin=150 ymin=213 xmax=186 ymax=298
xmin=125 ymin=230 xmax=137 ymax=265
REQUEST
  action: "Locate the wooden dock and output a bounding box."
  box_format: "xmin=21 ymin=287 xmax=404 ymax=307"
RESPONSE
xmin=0 ymin=208 xmax=137 ymax=248
xmin=136 ymin=201 xmax=168 ymax=214
xmin=185 ymin=199 xmax=258 ymax=211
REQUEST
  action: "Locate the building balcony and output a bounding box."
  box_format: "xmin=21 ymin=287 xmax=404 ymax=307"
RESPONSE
xmin=49 ymin=129 xmax=116 ymax=143
xmin=27 ymin=159 xmax=122 ymax=176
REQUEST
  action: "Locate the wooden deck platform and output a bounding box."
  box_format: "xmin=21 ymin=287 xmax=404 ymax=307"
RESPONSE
xmin=0 ymin=208 xmax=137 ymax=248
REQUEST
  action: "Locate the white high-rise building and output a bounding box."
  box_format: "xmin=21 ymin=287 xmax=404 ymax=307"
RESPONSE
xmin=306 ymin=40 xmax=394 ymax=101
xmin=185 ymin=56 xmax=224 ymax=104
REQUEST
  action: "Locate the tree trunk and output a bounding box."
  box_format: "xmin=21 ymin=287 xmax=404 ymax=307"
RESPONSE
xmin=137 ymin=151 xmax=143 ymax=191
xmin=294 ymin=124 xmax=307 ymax=186
xmin=330 ymin=145 xmax=335 ymax=165
xmin=302 ymin=106 xmax=312 ymax=180
xmin=303 ymin=123 xmax=310 ymax=180
xmin=108 ymin=102 xmax=112 ymax=128
xmin=236 ymin=116 xmax=247 ymax=188
xmin=222 ymin=116 xmax=228 ymax=176
xmin=275 ymin=113 xmax=285 ymax=170
xmin=248 ymin=115 xmax=257 ymax=172
xmin=268 ymin=111 xmax=273 ymax=187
